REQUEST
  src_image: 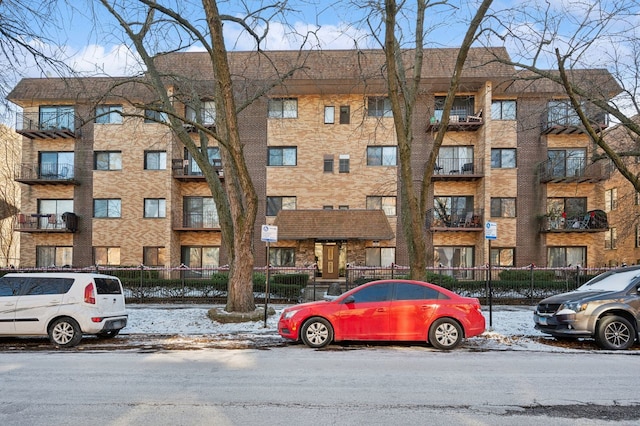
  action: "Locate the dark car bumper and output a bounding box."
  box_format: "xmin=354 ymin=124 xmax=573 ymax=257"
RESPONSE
xmin=533 ymin=312 xmax=591 ymax=338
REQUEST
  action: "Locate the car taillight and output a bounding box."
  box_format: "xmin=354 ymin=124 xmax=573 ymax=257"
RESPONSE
xmin=84 ymin=283 xmax=96 ymax=304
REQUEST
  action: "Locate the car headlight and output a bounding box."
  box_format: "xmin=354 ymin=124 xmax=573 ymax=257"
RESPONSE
xmin=282 ymin=309 xmax=300 ymax=319
xmin=562 ymin=301 xmax=588 ymax=312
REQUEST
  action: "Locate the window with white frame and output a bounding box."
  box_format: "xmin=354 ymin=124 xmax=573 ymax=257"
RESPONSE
xmin=185 ymin=101 xmax=216 ymax=125
xmin=268 ymin=147 xmax=297 ymax=166
xmin=367 ymin=97 xmax=392 ymax=117
xmin=366 ymin=196 xmax=396 ymax=216
xmin=339 ymin=154 xmax=350 ymax=173
xmin=183 ymin=197 xmax=219 ymax=228
xmin=144 ymin=151 xmax=167 ymax=170
xmin=367 ymin=146 xmax=397 ymax=166
xmin=365 ymin=247 xmax=395 ymax=266
xmin=268 ymin=98 xmax=298 ymax=118
xmin=36 ymin=246 xmax=72 ymax=268
xmin=94 ymin=247 xmax=121 ymax=265
xmin=324 ymin=106 xmax=335 ymax=124
xmin=40 ymin=152 xmax=74 ymax=179
xmin=144 ymin=198 xmax=166 ymax=218
xmin=95 ymin=105 xmax=123 ymax=124
xmin=95 ymin=151 xmax=122 ymax=171
xmin=605 ymin=188 xmax=618 ymax=212
xmin=266 ymin=196 xmax=296 ymax=216
xmin=491 ymin=100 xmax=516 ymax=120
xmin=94 ymin=199 xmax=121 ymax=218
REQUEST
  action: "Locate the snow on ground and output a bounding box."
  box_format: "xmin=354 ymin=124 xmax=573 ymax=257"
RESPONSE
xmin=123 ymin=303 xmax=566 ymax=351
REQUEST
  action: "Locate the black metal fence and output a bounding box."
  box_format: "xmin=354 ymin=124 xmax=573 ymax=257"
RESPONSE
xmin=0 ymin=264 xmax=612 ymax=305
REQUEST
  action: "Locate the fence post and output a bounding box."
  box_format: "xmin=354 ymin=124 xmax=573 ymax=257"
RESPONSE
xmin=575 ymin=265 xmax=580 ymax=289
xmin=391 ymin=263 xmax=395 ymax=279
xmin=529 ymin=263 xmax=534 ymax=305
xmin=139 ymin=264 xmax=144 ymax=304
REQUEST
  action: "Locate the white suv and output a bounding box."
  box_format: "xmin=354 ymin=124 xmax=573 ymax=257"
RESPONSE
xmin=0 ymin=272 xmax=128 ymax=347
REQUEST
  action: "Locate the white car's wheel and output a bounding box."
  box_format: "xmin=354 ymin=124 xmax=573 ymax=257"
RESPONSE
xmin=48 ymin=317 xmax=82 ymax=348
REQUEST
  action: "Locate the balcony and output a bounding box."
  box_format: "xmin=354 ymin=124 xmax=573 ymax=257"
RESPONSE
xmin=432 ymin=158 xmax=483 ymax=181
xmin=15 ymin=163 xmax=78 ymax=185
xmin=426 ymin=108 xmax=484 ymax=132
xmin=15 ymin=212 xmax=78 ymax=233
xmin=172 ymin=159 xmax=224 ymax=181
xmin=538 ymin=159 xmax=608 ymax=183
xmin=541 ymin=106 xmax=608 ymax=135
xmin=540 ymin=210 xmax=608 ymax=233
xmin=16 ymin=111 xmax=77 ymax=139
xmin=173 ymin=212 xmax=221 ymax=231
xmin=427 ymin=209 xmax=484 ymax=231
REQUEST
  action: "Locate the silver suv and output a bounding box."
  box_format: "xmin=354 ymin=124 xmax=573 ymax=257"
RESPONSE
xmin=0 ymin=272 xmax=128 ymax=347
xmin=534 ymin=266 xmax=640 ymax=350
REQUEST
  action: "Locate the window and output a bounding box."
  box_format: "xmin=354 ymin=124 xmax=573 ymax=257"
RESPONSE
xmin=185 ymin=147 xmax=222 ymax=175
xmin=184 ymin=197 xmax=219 ymax=228
xmin=367 ymin=97 xmax=392 ymax=117
xmin=38 ymin=199 xmax=73 ymax=228
xmin=36 ymin=246 xmax=73 ymax=268
xmin=491 ymin=198 xmax=516 ymax=217
xmin=145 ymin=151 xmax=167 ymax=170
xmin=324 ymin=106 xmax=335 ymax=124
xmin=365 ymin=247 xmax=395 ymax=267
xmin=366 ymin=196 xmax=396 ymax=216
xmin=491 ymin=100 xmax=516 ymax=120
xmin=490 ymin=248 xmax=514 ymax=267
xmin=548 ymin=247 xmax=585 ymax=267
xmin=350 ymin=283 xmax=392 ymax=303
xmin=323 ymin=205 xmax=333 ymax=210
xmin=268 ymin=147 xmax=297 ymax=166
xmin=144 ymin=108 xmax=168 ymax=123
xmin=323 ymin=155 xmax=334 ymax=173
xmin=266 ymin=196 xmax=296 ymax=216
xmin=268 ymin=98 xmax=298 ymax=118
xmin=181 ymin=246 xmax=220 ymax=269
xmin=434 ymin=246 xmax=475 ymax=279
xmin=39 ymin=106 xmax=75 ymax=130
xmin=367 ymin=146 xmax=397 ymax=166
xmin=547 ymin=100 xmax=581 ymax=126
xmin=143 ymin=247 xmax=166 ymax=266
xmin=395 ymin=283 xmax=443 ymax=301
xmin=144 ymin=199 xmax=166 ymax=218
xmin=605 ymin=228 xmax=617 ymax=250
xmin=95 ymin=151 xmax=122 ymax=171
xmin=491 ymin=149 xmax=516 ymax=168
xmin=185 ymin=101 xmax=216 ymax=125
xmin=340 ymin=106 xmax=350 ymax=124
xmin=548 ymin=149 xmax=586 ymax=177
xmin=434 ymin=96 xmax=475 ymax=120
xmin=547 ymin=197 xmax=586 ymax=220
xmin=636 ymin=224 xmax=640 ymax=248
xmin=95 ymin=105 xmax=123 ymax=124
xmin=339 ymin=155 xmax=350 ymax=173
xmin=433 ymin=196 xmax=473 ymax=226
xmin=94 ymin=247 xmax=121 ymax=266
xmin=605 ymin=188 xmax=618 ymax=212
xmin=269 ymin=248 xmax=295 ymax=267
xmin=94 ymin=199 xmax=121 ymax=218
xmin=40 ymin=152 xmax=74 ymax=179
xmin=437 ymin=146 xmax=473 ymax=173
xmin=339 ymin=205 xmax=349 ymax=210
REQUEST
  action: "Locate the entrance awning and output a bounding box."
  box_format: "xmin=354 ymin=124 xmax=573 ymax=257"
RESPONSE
xmin=273 ymin=209 xmax=395 ymax=240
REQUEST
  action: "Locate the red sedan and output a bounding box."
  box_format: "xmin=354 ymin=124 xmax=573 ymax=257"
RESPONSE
xmin=278 ymin=279 xmax=485 ymax=350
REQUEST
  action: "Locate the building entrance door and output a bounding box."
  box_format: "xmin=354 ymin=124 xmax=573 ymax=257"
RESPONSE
xmin=322 ymin=244 xmax=339 ymax=279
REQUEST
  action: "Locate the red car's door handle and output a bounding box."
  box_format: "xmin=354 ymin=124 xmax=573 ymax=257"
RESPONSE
xmin=376 ymin=308 xmax=386 ymax=312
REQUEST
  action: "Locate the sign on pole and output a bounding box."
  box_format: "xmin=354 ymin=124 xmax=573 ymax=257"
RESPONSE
xmin=261 ymin=225 xmax=278 ymax=243
xmin=485 ymin=221 xmax=497 ymax=240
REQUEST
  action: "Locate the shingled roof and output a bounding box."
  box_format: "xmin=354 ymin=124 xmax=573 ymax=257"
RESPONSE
xmin=273 ymin=209 xmax=395 ymax=240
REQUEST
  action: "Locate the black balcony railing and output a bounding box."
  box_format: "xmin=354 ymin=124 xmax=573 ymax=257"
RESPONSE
xmin=172 ymin=159 xmax=224 ymax=180
xmin=15 ymin=212 xmax=78 ymax=232
xmin=538 ymin=158 xmax=608 ymax=183
xmin=432 ymin=157 xmax=483 ymax=178
xmin=540 ymin=209 xmax=608 ymax=233
xmin=16 ymin=111 xmax=76 ymax=139
xmin=174 ymin=212 xmax=221 ymax=230
xmin=15 ymin=163 xmax=76 ymax=184
xmin=426 ymin=107 xmax=484 ymax=132
xmin=541 ymin=106 xmax=608 ymax=135
xmin=427 ymin=208 xmax=484 ymax=230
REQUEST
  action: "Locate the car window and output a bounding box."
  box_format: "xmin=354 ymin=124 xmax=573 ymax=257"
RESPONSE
xmin=0 ymin=276 xmax=30 ymax=296
xmin=577 ymin=269 xmax=640 ymax=292
xmin=349 ymin=283 xmax=391 ymax=303
xmin=94 ymin=277 xmax=122 ymax=294
xmin=23 ymin=278 xmax=74 ymax=295
xmin=394 ymin=283 xmax=445 ymax=301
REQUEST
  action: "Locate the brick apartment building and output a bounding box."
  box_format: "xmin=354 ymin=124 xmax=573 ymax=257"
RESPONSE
xmin=7 ymin=47 xmax=622 ymax=273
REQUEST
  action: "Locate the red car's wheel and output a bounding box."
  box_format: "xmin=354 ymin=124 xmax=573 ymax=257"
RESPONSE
xmin=301 ymin=317 xmax=333 ymax=348
xmin=429 ymin=318 xmax=463 ymax=350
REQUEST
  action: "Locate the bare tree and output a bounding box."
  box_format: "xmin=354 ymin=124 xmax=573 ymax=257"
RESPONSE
xmin=0 ymin=125 xmax=20 ymax=267
xmin=381 ymin=0 xmax=494 ymax=279
xmin=97 ymin=0 xmax=307 ymax=312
